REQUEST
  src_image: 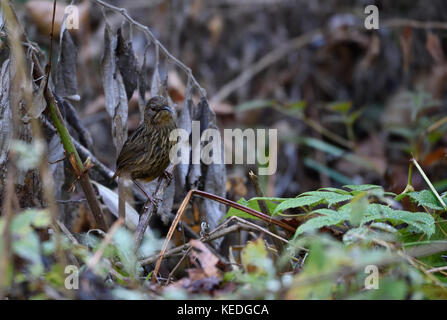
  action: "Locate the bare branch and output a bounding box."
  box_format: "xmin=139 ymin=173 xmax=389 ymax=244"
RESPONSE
xmin=91 ymin=0 xmax=207 ymax=98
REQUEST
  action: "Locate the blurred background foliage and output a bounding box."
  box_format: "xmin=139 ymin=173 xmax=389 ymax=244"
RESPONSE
xmin=1 ymin=0 xmax=447 ymax=299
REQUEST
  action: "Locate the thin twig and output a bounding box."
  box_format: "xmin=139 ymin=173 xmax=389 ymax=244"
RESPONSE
xmin=87 ymin=218 xmax=124 ymax=270
xmin=223 ymin=216 xmax=292 ymax=246
xmin=31 ymin=53 xmax=107 ymax=230
xmin=142 ymin=216 xmax=299 ymax=267
xmin=91 ymin=0 xmax=206 ymax=98
xmin=411 ymin=158 xmax=447 ymax=209
xmin=249 ymin=170 xmax=284 ymax=254
xmin=165 ymin=247 xmax=192 ymax=285
xmin=427 ymin=265 xmax=447 ymax=274
xmin=151 ymin=189 xmax=296 ymax=280
xmin=134 ymin=165 xmax=174 ymax=248
xmin=56 ymin=220 xmax=79 ymax=245
xmin=142 ymin=223 xmax=246 ymax=266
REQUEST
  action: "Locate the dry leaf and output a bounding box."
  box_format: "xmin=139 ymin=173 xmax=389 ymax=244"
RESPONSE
xmin=116 ymin=28 xmax=139 ymax=101
xmin=55 ymin=29 xmax=78 ymax=98
xmin=189 ymin=239 xmax=221 ymax=278
xmin=0 ymin=59 xmax=11 ymax=167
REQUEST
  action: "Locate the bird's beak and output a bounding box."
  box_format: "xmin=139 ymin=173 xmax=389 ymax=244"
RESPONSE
xmin=161 ymin=105 xmax=174 ymax=115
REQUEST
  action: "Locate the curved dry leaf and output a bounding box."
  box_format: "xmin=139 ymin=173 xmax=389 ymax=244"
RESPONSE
xmin=101 ymin=23 xmax=128 ymax=151
xmin=47 ymin=133 xmax=65 ymax=197
xmin=189 ymin=239 xmax=221 ymax=279
xmin=101 ymin=23 xmax=118 ymax=119
xmin=137 ymin=46 xmax=150 ymax=120
xmin=0 ymin=58 xmax=11 ymax=167
xmin=55 ymin=29 xmax=78 ymax=98
xmin=116 ymin=28 xmax=139 ymax=101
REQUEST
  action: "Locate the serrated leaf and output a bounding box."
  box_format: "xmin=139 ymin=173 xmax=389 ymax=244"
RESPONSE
xmin=296 ymin=202 xmax=435 ymax=238
xmin=301 ymin=191 xmax=353 ymax=207
xmin=293 ymin=210 xmax=347 ymax=239
xmin=250 ymin=197 xmax=288 ymax=202
xmin=407 ymin=190 xmax=444 ymax=211
xmin=273 ymin=196 xmax=323 ymax=214
xmin=343 ymin=184 xmax=382 ymax=192
xmin=361 ymin=204 xmax=435 ymax=238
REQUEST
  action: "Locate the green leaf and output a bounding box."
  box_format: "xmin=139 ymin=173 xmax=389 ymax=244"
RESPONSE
xmin=273 ymin=196 xmax=323 ymax=214
xmin=249 ymin=197 xmax=288 ymax=202
xmin=224 ymin=198 xmax=262 ymax=221
xmin=293 ymin=210 xmax=347 ymax=239
xmin=112 ymin=228 xmax=140 ymax=278
xmin=343 ymin=184 xmax=382 ymax=192
xmin=406 ymin=190 xmax=445 ymax=211
xmin=11 ymin=209 xmax=51 ymax=234
xmin=12 ymin=230 xmax=44 ymax=276
xmin=360 ymin=204 xmax=435 ymax=238
xmin=241 ymin=238 xmax=273 ymax=275
xmin=349 ymin=192 xmax=368 ymax=226
xmin=318 ymin=187 xmax=351 ymax=195
xmin=301 ymin=191 xmax=353 ymax=207
xmin=294 ymin=201 xmax=435 ymax=239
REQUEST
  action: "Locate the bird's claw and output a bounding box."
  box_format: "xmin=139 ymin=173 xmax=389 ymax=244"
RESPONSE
xmin=163 ymin=170 xmax=173 ymax=181
xmin=144 ymin=196 xmax=161 ymax=210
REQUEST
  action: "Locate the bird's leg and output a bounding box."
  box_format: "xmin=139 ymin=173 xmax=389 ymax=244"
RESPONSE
xmin=132 ymin=179 xmax=158 ymax=208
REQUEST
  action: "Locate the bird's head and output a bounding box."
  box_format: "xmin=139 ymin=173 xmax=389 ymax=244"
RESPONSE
xmin=144 ymin=96 xmax=175 ymax=124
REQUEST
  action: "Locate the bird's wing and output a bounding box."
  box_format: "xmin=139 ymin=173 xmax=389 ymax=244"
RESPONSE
xmin=116 ymin=126 xmax=147 ymax=170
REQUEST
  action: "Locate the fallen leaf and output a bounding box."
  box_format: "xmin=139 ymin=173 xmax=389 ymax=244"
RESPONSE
xmin=189 ymin=239 xmax=221 ymax=279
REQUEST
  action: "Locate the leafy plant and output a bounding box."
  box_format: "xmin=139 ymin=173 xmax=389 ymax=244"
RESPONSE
xmin=226 ymin=184 xmax=436 ymax=240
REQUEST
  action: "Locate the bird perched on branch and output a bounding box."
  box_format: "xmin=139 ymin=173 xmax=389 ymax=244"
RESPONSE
xmin=112 ymin=96 xmax=177 ymax=204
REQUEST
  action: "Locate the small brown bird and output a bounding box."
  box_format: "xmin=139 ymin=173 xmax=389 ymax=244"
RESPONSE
xmin=112 ymin=96 xmax=177 ymax=204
